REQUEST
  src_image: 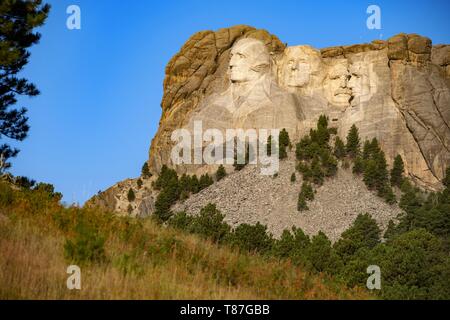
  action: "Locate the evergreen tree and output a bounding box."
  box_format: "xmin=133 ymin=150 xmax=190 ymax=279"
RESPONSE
xmin=352 ymin=156 xmax=365 ymax=174
xmin=199 ymin=173 xmax=213 ymax=190
xmin=279 ymin=128 xmax=291 ymax=160
xmin=127 ymin=188 xmax=135 ymax=202
xmin=189 ymin=175 xmax=200 ymax=194
xmin=215 ymin=165 xmax=226 ymax=181
xmin=310 ymin=157 xmax=324 ymax=185
xmin=297 ymin=193 xmax=308 ymax=211
xmin=0 ymin=1 xmax=50 ymax=169
xmin=141 ymin=162 xmax=151 ymax=178
xmin=300 ymin=182 xmax=314 ymax=201
xmin=334 ymin=136 xmax=346 ymax=159
xmin=346 ymin=125 xmax=361 ymax=158
xmin=290 ymin=172 xmax=296 ymax=183
xmin=390 ymin=155 xmax=405 ymax=187
xmin=334 ymin=213 xmax=381 ymax=260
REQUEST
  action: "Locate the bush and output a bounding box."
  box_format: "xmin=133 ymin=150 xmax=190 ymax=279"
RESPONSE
xmin=228 ymin=222 xmax=274 ymax=254
xmin=141 ymin=162 xmax=151 ymax=178
xmin=64 ymin=220 xmax=106 ymax=265
xmin=199 ymin=174 xmax=213 ymax=190
xmin=188 ymin=203 xmax=230 ymax=243
xmin=0 ymin=182 xmax=14 ymax=207
xmin=306 ymin=232 xmax=342 ymax=274
xmin=216 ymin=165 xmax=226 ymax=181
xmin=127 ymin=188 xmax=135 ymax=202
xmin=272 ymin=227 xmax=310 ymax=264
xmin=168 ymin=211 xmax=193 ymax=231
xmin=136 ymin=178 xmax=143 ymax=189
xmin=290 ymin=172 xmax=296 ymax=183
xmin=334 ymin=213 xmax=381 ymax=260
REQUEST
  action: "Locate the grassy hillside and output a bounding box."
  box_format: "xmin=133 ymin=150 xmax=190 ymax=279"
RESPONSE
xmin=0 ymin=181 xmax=369 ymax=300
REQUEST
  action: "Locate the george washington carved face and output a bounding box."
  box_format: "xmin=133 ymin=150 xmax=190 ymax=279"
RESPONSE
xmin=229 ymin=38 xmax=270 ymax=83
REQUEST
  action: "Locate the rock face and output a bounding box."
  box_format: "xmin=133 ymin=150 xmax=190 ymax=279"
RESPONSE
xmin=88 ymin=26 xmax=450 ymax=237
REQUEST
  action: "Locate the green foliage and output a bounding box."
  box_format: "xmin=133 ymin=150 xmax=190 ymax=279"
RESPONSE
xmin=297 ymin=193 xmax=308 ymax=211
xmin=0 ymin=0 xmax=51 ymax=169
xmin=141 ymin=162 xmax=151 ymax=178
xmin=306 ymin=232 xmax=342 ymax=274
xmin=188 ymin=203 xmax=230 ymax=243
xmin=64 ymin=219 xmax=106 ymax=265
xmin=136 ymin=178 xmax=143 ymax=189
xmin=216 ymin=165 xmax=226 ymax=181
xmin=0 ymin=182 xmax=14 ymax=206
xmin=228 ymin=222 xmax=274 ymax=254
xmin=300 ymin=182 xmax=314 ymax=201
xmin=345 ymin=125 xmax=361 ymax=158
xmin=278 ymin=128 xmax=290 ymax=159
xmin=334 ymin=213 xmax=381 ymax=260
xmin=290 ymin=172 xmax=296 ymax=183
xmin=199 ymin=173 xmax=213 ymax=190
xmin=443 ymin=167 xmax=450 ymax=188
xmin=352 ymin=156 xmax=364 ymax=175
xmin=334 ymin=136 xmax=346 ymax=159
xmin=272 ymin=227 xmax=310 ymax=265
xmin=33 ymin=182 xmax=62 ymax=201
xmin=127 ymin=188 xmax=135 ymax=202
xmin=167 ymin=211 xmax=193 ymax=230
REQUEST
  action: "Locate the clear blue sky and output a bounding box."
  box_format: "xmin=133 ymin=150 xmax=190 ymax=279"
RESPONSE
xmin=9 ymin=0 xmax=450 ymax=204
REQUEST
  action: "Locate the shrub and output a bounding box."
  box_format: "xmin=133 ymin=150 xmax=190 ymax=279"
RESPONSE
xmin=199 ymin=174 xmax=213 ymax=190
xmin=297 ymin=193 xmax=308 ymax=211
xmin=216 ymin=165 xmax=226 ymax=181
xmin=64 ymin=220 xmax=106 ymax=265
xmin=188 ymin=203 xmax=230 ymax=243
xmin=306 ymin=231 xmax=342 ymax=274
xmin=127 ymin=188 xmax=136 ymax=202
xmin=290 ymin=172 xmax=296 ymax=183
xmin=141 ymin=162 xmax=151 ymax=178
xmin=136 ymin=178 xmax=143 ymax=189
xmin=334 ymin=213 xmax=381 ymax=260
xmin=228 ymin=222 xmax=274 ymax=254
xmin=168 ymin=211 xmax=193 ymax=231
xmin=0 ymin=182 xmax=14 ymax=207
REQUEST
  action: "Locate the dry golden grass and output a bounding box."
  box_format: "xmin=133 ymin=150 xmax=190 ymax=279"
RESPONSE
xmin=0 ymin=183 xmax=371 ymax=300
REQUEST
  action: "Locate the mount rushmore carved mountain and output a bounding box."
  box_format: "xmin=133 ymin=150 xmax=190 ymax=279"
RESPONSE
xmin=87 ymin=25 xmax=450 ymax=238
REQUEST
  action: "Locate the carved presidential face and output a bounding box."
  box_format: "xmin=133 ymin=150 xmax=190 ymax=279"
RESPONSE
xmin=347 ymin=61 xmax=375 ymax=105
xmin=229 ymin=38 xmax=270 ymax=83
xmin=324 ymin=59 xmax=352 ymax=107
xmin=279 ymin=46 xmax=322 ymax=88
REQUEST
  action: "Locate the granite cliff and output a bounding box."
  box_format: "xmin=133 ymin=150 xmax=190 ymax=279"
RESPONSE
xmin=87 ymin=25 xmax=450 ymax=238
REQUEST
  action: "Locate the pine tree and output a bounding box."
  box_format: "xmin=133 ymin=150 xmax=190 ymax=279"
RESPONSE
xmin=216 ymin=165 xmax=226 ymax=181
xmin=290 ymin=172 xmax=296 ymax=183
xmin=199 ymin=174 xmax=213 ymax=190
xmin=189 ymin=175 xmax=200 ymax=194
xmin=278 ymin=128 xmax=290 ymax=159
xmin=346 ymin=125 xmax=361 ymax=158
xmin=391 ymin=155 xmax=405 ymax=187
xmin=141 ymin=162 xmax=151 ymax=178
xmin=0 ymin=1 xmax=51 ymax=169
xmin=353 ymin=156 xmax=365 ymax=174
xmin=300 ymin=182 xmax=314 ymax=201
xmin=363 ymin=159 xmax=378 ymax=189
xmin=334 ymin=136 xmax=346 ymax=159
xmin=127 ymin=188 xmax=135 ymax=202
xmin=297 ymin=193 xmax=308 ymax=211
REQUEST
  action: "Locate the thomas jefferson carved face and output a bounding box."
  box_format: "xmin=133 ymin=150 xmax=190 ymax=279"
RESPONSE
xmin=279 ymin=46 xmax=322 ymax=88
xmin=229 ymin=38 xmax=270 ymax=83
xmin=324 ymin=59 xmax=352 ymax=108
